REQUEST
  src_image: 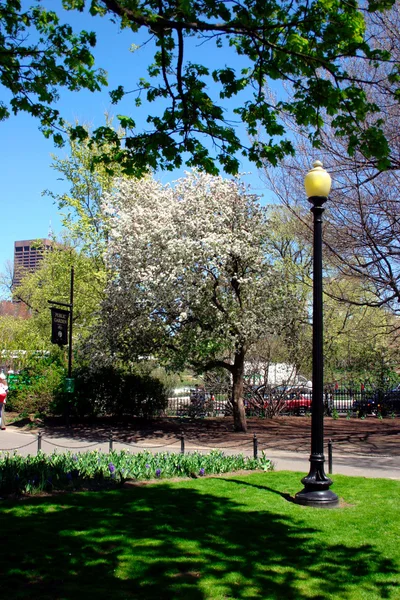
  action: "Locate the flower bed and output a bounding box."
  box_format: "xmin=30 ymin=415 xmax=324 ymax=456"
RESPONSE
xmin=0 ymin=449 xmax=273 ymax=496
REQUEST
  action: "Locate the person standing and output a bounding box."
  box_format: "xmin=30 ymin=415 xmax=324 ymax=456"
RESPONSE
xmin=0 ymin=372 xmax=8 ymax=430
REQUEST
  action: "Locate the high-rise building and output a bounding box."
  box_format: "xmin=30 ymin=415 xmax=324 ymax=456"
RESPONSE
xmin=13 ymin=239 xmax=52 ymax=289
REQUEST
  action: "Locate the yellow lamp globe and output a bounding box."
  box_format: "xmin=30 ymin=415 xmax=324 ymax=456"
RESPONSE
xmin=304 ymin=160 xmax=332 ymax=198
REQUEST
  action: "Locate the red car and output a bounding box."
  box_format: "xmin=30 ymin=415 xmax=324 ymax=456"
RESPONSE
xmin=285 ymin=395 xmax=312 ymax=414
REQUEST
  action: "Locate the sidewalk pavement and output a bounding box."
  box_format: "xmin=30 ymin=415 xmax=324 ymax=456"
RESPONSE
xmin=0 ymin=427 xmax=399 ymax=480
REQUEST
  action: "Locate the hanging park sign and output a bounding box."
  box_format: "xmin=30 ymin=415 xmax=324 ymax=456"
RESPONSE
xmin=50 ymin=307 xmax=69 ymax=346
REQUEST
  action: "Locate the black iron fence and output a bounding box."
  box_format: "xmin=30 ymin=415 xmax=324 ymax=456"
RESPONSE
xmin=165 ymin=394 xmax=230 ymax=418
xmin=325 ymin=388 xmax=399 ymax=417
xmin=164 ymin=388 xmax=400 ymax=418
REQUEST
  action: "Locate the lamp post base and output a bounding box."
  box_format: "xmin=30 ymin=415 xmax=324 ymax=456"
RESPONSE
xmin=295 ymin=487 xmax=339 ymax=508
xmin=295 ymin=455 xmax=339 ymax=508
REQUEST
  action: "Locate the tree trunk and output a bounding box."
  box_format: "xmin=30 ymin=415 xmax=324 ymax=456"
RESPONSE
xmin=231 ymin=348 xmax=247 ymax=432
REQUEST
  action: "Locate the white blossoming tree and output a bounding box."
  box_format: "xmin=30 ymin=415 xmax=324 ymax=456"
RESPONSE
xmin=101 ymin=171 xmax=297 ymax=431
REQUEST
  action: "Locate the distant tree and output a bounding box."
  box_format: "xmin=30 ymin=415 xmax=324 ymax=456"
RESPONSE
xmin=0 ymin=124 xmax=129 ymax=366
xmin=98 ymin=170 xmax=302 ymax=431
xmin=255 ymin=206 xmax=399 ymax=383
xmin=44 ymin=120 xmax=126 ymax=259
xmin=0 ymin=314 xmax=45 ymax=360
xmin=322 ymin=278 xmax=396 ymax=383
xmin=263 ymin=206 xmax=313 ymax=373
xmin=13 ymin=240 xmax=103 ymax=349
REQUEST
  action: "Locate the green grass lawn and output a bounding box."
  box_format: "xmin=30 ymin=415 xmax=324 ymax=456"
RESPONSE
xmin=1 ymin=471 xmax=399 ymax=600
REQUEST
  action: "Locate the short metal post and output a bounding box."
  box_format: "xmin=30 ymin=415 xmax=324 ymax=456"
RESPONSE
xmin=328 ymin=439 xmax=333 ymax=474
xmin=109 ymin=432 xmax=113 ymax=453
xmin=180 ymin=434 xmax=185 ymax=454
xmin=37 ymin=431 xmax=42 ymax=454
xmin=253 ymin=433 xmax=258 ymax=460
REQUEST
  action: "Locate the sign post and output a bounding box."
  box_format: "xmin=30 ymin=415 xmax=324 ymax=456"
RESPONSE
xmin=48 ymin=266 xmax=75 ymax=425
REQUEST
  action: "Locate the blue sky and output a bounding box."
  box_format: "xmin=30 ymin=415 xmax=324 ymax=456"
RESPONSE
xmin=0 ymin=3 xmax=275 ymax=276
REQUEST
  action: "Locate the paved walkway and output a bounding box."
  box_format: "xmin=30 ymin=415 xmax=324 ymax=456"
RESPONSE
xmin=1 ymin=426 xmax=399 ymax=480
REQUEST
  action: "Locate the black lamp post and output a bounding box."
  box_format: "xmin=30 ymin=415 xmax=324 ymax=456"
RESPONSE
xmin=295 ymin=161 xmax=339 ymax=508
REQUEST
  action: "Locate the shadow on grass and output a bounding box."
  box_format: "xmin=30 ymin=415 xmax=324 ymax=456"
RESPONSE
xmin=220 ymin=476 xmax=298 ymax=502
xmin=1 ymin=479 xmax=398 ymax=600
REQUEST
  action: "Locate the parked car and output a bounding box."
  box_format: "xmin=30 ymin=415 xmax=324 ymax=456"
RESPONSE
xmin=243 ymin=385 xmax=270 ymax=415
xmin=352 ymin=397 xmax=378 ymax=416
xmin=285 ymin=394 xmax=312 ymax=415
xmin=353 ymin=386 xmax=400 ymax=416
xmin=376 ymin=387 xmax=400 ymax=416
xmin=245 ymin=384 xmax=314 ymax=415
xmin=244 ymin=397 xmax=269 ymax=416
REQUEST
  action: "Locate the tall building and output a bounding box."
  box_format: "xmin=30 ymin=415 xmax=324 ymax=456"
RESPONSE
xmin=13 ymin=239 xmax=52 ymax=289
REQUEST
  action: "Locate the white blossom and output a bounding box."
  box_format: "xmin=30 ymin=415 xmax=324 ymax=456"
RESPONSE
xmin=99 ymin=170 xmax=297 ymax=429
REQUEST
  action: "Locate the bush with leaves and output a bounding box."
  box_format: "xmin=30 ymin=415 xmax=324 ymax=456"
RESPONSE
xmin=6 ymin=356 xmax=66 ymax=415
xmin=57 ymin=365 xmax=169 ymax=418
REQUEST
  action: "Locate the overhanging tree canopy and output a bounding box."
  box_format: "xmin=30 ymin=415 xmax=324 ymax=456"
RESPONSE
xmin=68 ymin=0 xmax=399 ymax=174
xmin=0 ymin=0 xmax=107 ymax=143
xmin=1 ymin=1 xmax=398 ymax=174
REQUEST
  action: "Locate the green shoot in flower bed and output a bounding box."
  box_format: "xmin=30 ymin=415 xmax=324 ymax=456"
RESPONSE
xmin=0 ymin=449 xmax=273 ymax=496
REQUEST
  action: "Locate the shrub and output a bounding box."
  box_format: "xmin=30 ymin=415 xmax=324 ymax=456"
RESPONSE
xmin=55 ymin=366 xmax=169 ymax=418
xmin=6 ymin=359 xmax=65 ymax=414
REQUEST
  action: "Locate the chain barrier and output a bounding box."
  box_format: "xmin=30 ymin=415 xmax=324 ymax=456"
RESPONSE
xmin=127 ymin=440 xmax=179 ymax=449
xmin=256 ymin=444 xmax=396 ymax=460
xmin=331 ymin=449 xmax=397 ymax=459
xmin=120 ymin=438 xmax=180 ymax=449
xmin=181 ymin=444 xmax=218 ymax=451
xmin=190 ymin=438 xmax=253 ymax=449
xmin=43 ymin=438 xmax=102 ymax=450
xmin=257 ymin=441 xmax=397 ymax=460
xmin=0 ymin=439 xmax=37 ymax=452
xmin=1 ymin=433 xmax=397 ymax=461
